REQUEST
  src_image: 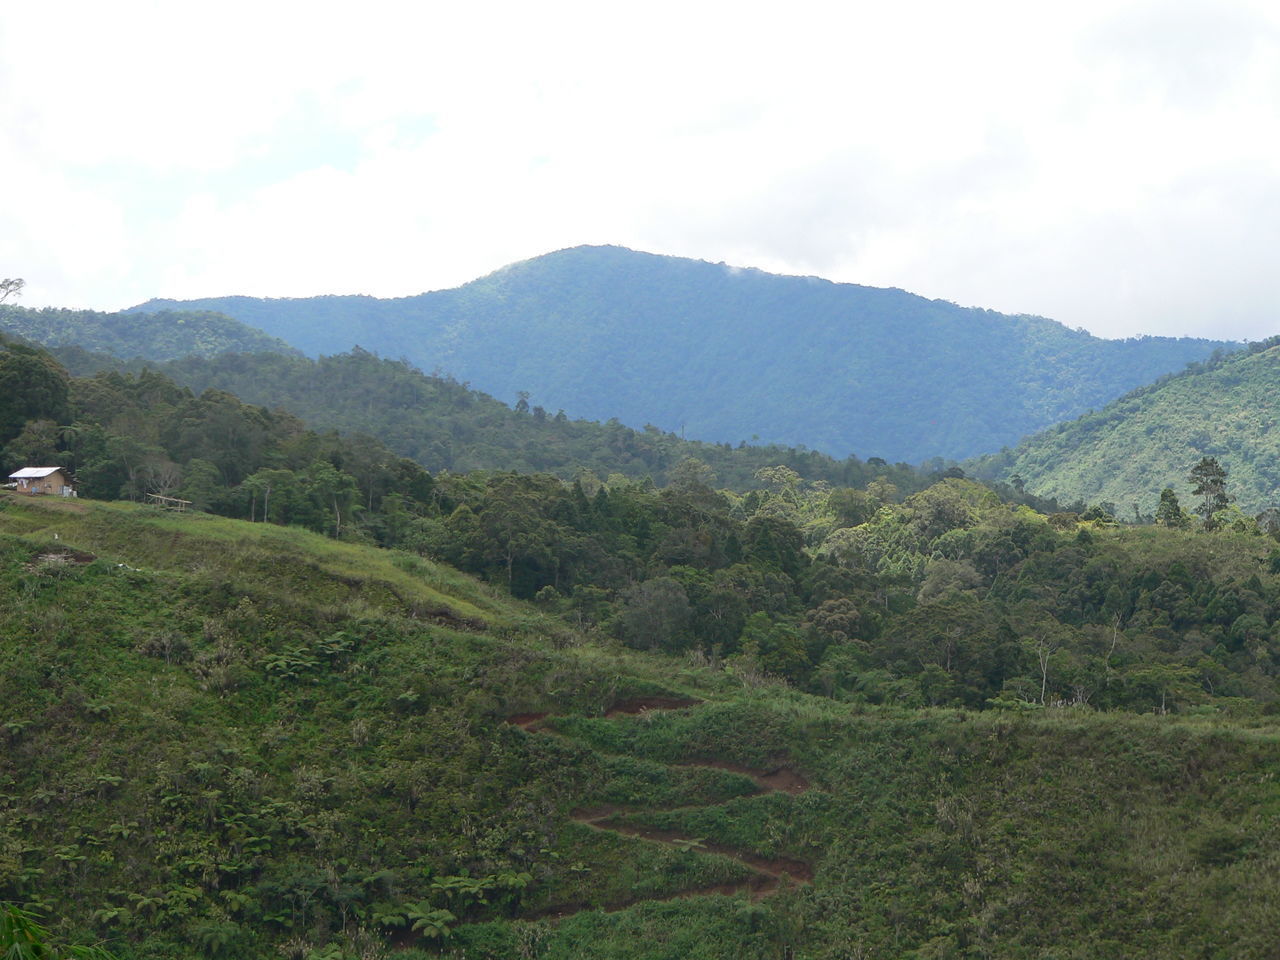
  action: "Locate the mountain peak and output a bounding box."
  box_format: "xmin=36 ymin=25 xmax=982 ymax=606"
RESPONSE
xmin=124 ymin=251 xmax=1236 ymax=462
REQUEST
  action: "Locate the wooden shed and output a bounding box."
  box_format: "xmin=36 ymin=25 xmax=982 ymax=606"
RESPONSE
xmin=8 ymin=467 xmax=76 ymax=497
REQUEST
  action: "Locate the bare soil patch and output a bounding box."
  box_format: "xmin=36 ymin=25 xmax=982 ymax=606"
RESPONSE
xmin=505 ymin=700 xmax=814 ymax=918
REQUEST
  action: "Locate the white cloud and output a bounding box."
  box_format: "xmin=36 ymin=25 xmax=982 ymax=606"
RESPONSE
xmin=2 ymin=0 xmax=1279 ymax=340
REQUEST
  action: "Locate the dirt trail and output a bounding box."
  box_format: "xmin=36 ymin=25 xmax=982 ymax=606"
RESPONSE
xmin=509 ymin=699 xmax=813 ymax=914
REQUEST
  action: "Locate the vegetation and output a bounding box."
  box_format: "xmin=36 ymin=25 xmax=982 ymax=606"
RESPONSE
xmin=127 ymin=245 xmax=1233 ymax=462
xmin=51 ymin=345 xmax=934 ymax=491
xmin=5 ymin=292 xmax=1280 ymax=957
xmin=0 ymin=304 xmax=297 ymax=362
xmin=1 ymin=336 xmax=440 ymax=537
xmin=4 ymin=492 xmax=1280 ymax=959
xmin=972 ymin=338 xmax=1280 ymax=514
xmin=0 ymin=279 xmax=24 ymax=304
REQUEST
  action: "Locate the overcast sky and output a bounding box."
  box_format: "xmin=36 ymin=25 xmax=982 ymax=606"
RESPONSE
xmin=2 ymin=0 xmax=1278 ymax=340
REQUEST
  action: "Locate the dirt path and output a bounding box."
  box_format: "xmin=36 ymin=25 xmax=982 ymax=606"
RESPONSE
xmin=509 ymin=699 xmax=813 ymax=915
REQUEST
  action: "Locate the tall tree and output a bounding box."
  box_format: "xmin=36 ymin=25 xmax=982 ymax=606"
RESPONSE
xmin=0 ymin=340 xmax=71 ymax=446
xmin=1188 ymin=457 xmax=1229 ymax=527
xmin=1155 ymin=488 xmax=1186 ymax=528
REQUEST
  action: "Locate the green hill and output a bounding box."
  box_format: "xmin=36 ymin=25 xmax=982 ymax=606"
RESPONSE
xmin=128 ymin=246 xmax=1233 ymax=463
xmin=55 ymin=346 xmax=930 ymax=492
xmin=0 ymin=304 xmax=297 ymax=362
xmin=5 ymin=493 xmax=1280 ymax=959
xmin=971 ymin=339 xmax=1280 ymax=515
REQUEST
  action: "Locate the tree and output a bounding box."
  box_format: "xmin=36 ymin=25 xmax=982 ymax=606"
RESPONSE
xmin=827 ymin=486 xmax=876 ymax=527
xmin=1256 ymin=507 xmax=1280 ymax=539
xmin=243 ymin=467 xmax=298 ymax=523
xmin=1155 ymin=488 xmax=1187 ymax=528
xmin=754 ymin=465 xmax=802 ymax=502
xmin=0 ymin=278 xmax=23 ymax=303
xmin=178 ymin=458 xmax=223 ymax=512
xmin=614 ymin=577 xmax=691 ymax=651
xmin=302 ymin=460 xmax=359 ymax=537
xmin=139 ymin=455 xmax=182 ymax=497
xmin=0 ymin=343 xmax=71 ymax=446
xmin=474 ymin=475 xmax=556 ymax=592
xmin=1188 ymin=457 xmax=1229 ymax=527
xmin=669 ymin=457 xmax=717 ymax=491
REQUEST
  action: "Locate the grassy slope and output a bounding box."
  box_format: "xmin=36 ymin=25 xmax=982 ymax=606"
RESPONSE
xmin=971 ymin=342 xmax=1280 ymax=514
xmin=3 ymin=494 xmax=1280 ymax=959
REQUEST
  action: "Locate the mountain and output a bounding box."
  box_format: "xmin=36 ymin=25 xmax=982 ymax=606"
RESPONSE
xmin=0 ymin=303 xmax=297 ymax=361
xmin=970 ymin=338 xmax=1280 ymax=515
xmin=6 ymin=491 xmax=1280 ymax=959
xmin=129 ymin=245 xmax=1235 ymax=463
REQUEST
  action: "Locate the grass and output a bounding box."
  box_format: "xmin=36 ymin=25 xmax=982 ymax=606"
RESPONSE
xmin=5 ymin=493 xmax=1280 ymax=958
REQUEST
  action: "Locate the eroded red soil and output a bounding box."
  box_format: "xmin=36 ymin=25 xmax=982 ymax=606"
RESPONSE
xmin=507 ymin=712 xmax=548 ymax=731
xmin=507 ymin=699 xmax=814 ymax=916
xmin=604 ymin=696 xmax=701 ymax=717
xmin=687 ymin=758 xmax=810 ymax=795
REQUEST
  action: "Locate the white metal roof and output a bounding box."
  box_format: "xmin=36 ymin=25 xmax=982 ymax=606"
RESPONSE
xmin=8 ymin=467 xmax=64 ymax=479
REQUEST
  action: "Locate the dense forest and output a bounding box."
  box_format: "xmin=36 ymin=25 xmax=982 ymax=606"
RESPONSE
xmin=51 ymin=345 xmax=933 ymax=492
xmin=0 ymin=304 xmax=297 ymax=361
xmin=129 ymin=245 xmax=1234 ymax=463
xmin=972 ymin=337 xmax=1280 ymax=514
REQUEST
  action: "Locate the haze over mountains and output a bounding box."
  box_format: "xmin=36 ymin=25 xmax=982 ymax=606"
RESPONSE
xmin=131 ymin=245 xmax=1235 ymax=464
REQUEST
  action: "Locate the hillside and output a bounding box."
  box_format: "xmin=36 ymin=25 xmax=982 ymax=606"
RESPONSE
xmin=128 ymin=246 xmax=1234 ymax=463
xmin=0 ymin=304 xmax=297 ymax=362
xmin=6 ymin=493 xmax=1280 ymax=959
xmin=971 ymin=339 xmax=1280 ymax=515
xmin=52 ymin=346 xmax=933 ymax=493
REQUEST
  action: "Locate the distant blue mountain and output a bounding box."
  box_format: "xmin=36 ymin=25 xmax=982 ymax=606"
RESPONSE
xmin=129 ymin=245 xmax=1236 ymax=462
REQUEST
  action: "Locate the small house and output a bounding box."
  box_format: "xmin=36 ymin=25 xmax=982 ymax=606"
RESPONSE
xmin=8 ymin=467 xmax=76 ymax=497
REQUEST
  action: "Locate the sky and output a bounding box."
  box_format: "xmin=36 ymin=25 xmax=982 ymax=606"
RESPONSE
xmin=2 ymin=0 xmax=1279 ymax=341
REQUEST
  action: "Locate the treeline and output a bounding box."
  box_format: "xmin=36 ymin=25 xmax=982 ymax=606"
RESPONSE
xmin=406 ymin=469 xmax=1280 ymax=714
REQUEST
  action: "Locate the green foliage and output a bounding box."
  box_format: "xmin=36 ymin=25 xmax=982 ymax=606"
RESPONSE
xmin=58 ymin=346 xmax=933 ymax=493
xmin=8 ymin=314 xmax=1280 ymax=960
xmin=1189 ymin=455 xmax=1230 ymax=526
xmin=973 ymin=338 xmax=1280 ymax=514
xmin=5 ymin=494 xmax=1280 ymax=958
xmin=1155 ymin=487 xmax=1188 ymax=528
xmin=126 ymin=245 xmax=1231 ymax=462
xmin=0 ymin=337 xmax=70 ymax=447
xmin=0 ymin=304 xmax=296 ymax=362
xmin=0 ymin=902 xmax=117 ymax=958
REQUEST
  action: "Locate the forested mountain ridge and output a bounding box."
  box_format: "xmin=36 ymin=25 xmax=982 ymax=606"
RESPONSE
xmin=971 ymin=338 xmax=1280 ymax=515
xmin=130 ymin=245 xmax=1235 ymax=462
xmin=53 ymin=346 xmax=932 ymax=493
xmin=0 ymin=303 xmax=297 ymax=361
